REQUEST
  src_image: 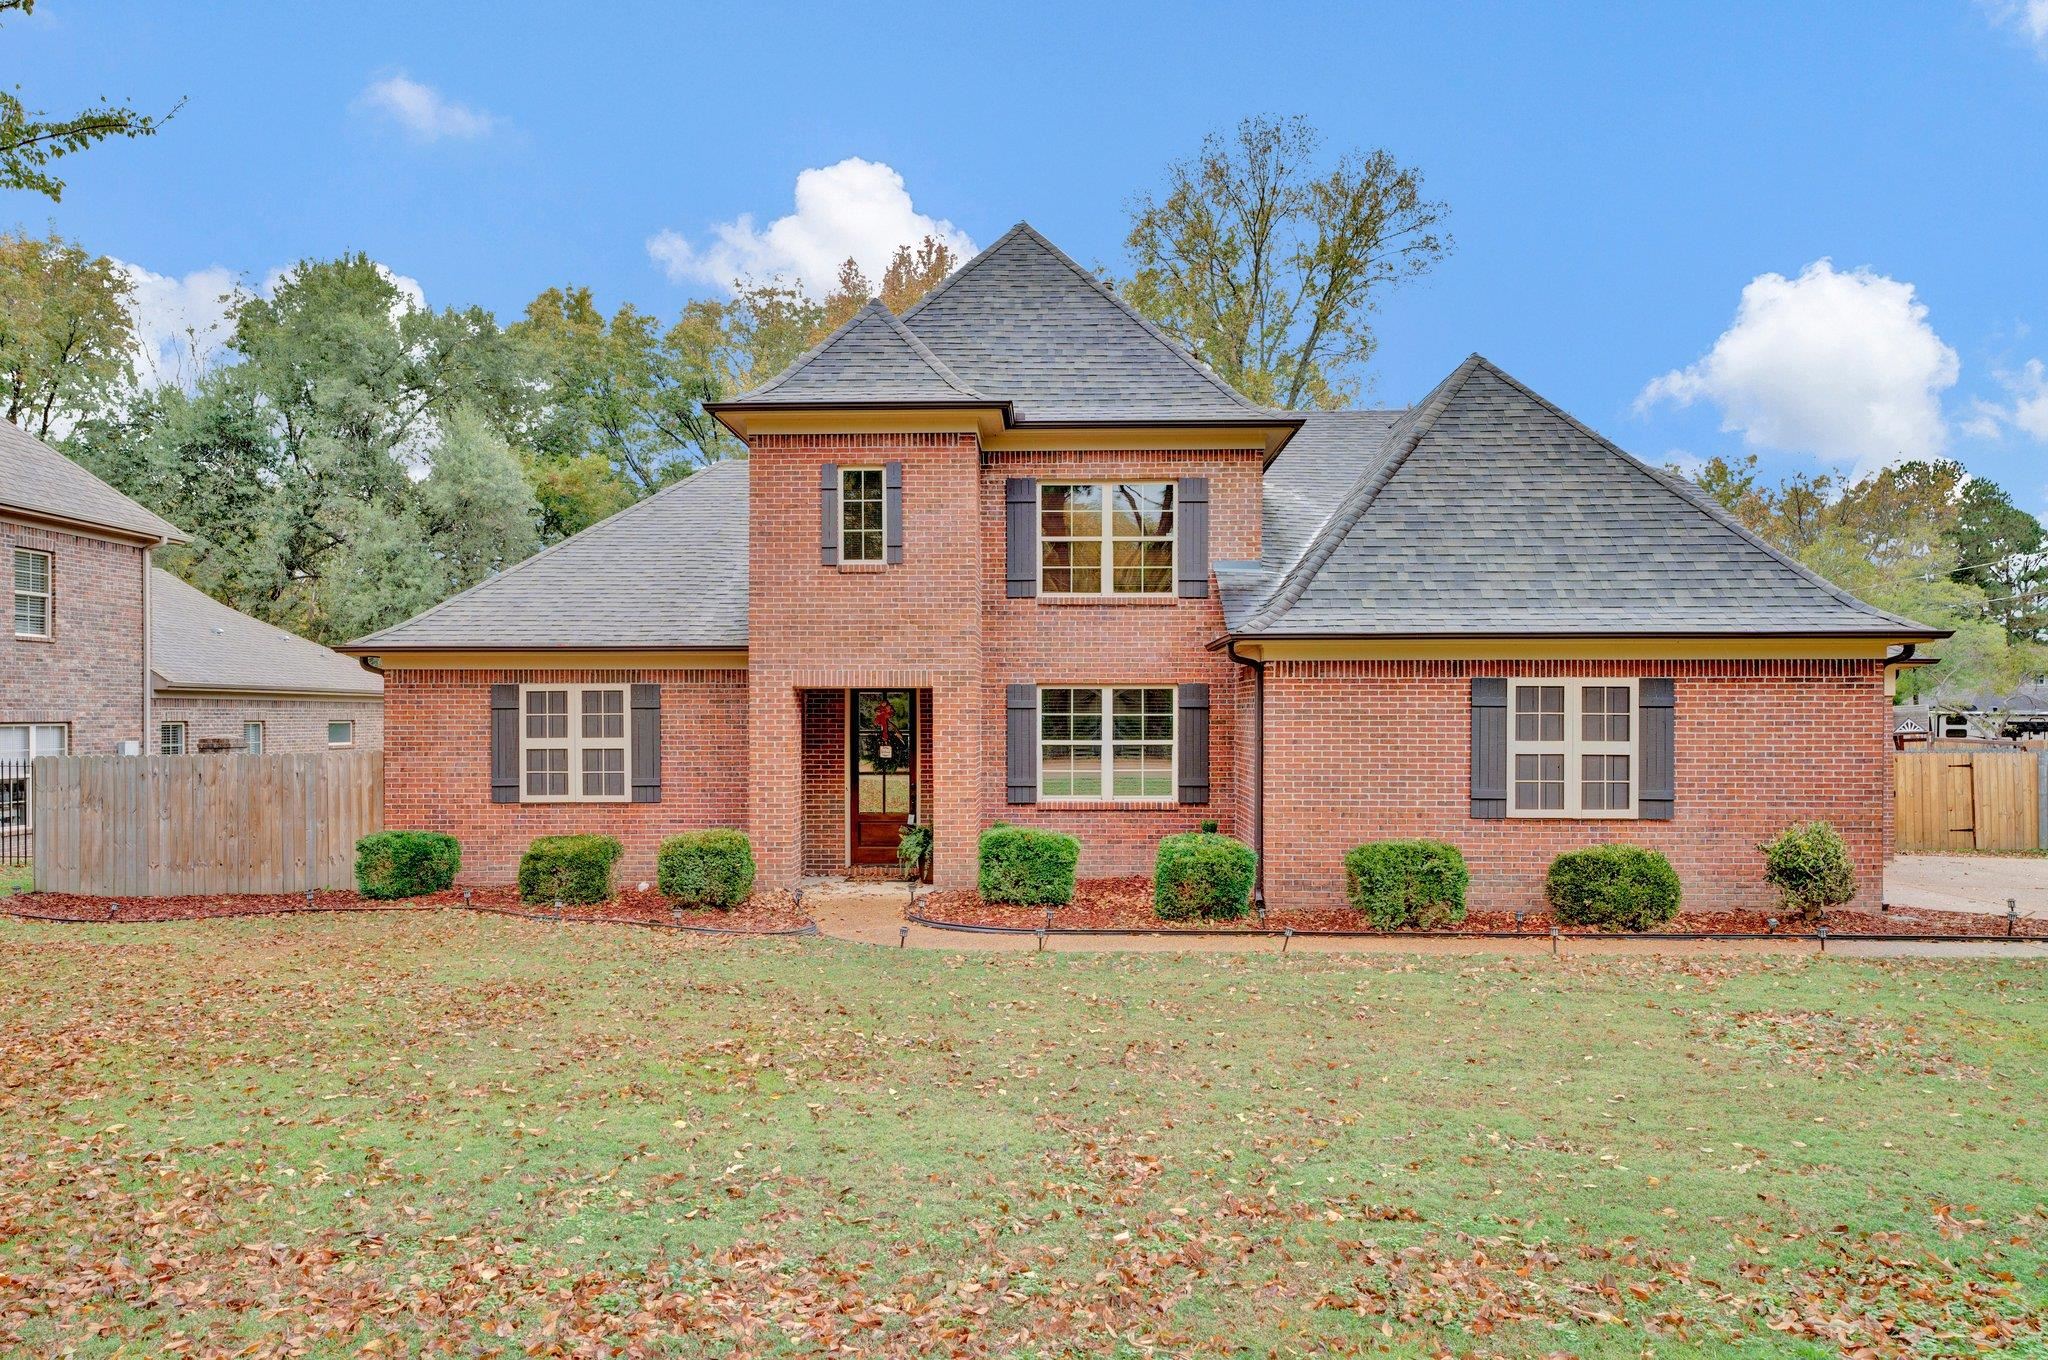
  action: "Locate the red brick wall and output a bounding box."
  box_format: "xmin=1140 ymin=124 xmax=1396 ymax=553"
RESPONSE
xmin=1260 ymin=657 xmax=1891 ymax=913
xmin=1 ymin=518 xmax=150 ymax=754
xmin=152 ymin=694 xmax=384 ymax=753
xmin=381 ymin=666 xmax=746 ymax=883
xmin=978 ymin=450 xmax=1261 ymax=877
xmin=799 ymin=689 xmax=845 ymax=873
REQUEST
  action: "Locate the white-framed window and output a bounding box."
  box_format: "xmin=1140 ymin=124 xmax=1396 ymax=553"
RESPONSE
xmin=1039 ymin=686 xmax=1175 ymax=800
xmin=0 ymin=724 xmax=66 ymax=831
xmin=243 ymin=721 xmax=265 ymax=754
xmin=1039 ymin=482 xmax=1175 ymax=595
xmin=326 ymin=720 xmax=354 ymax=748
xmin=839 ymin=466 xmax=886 ymax=563
xmin=159 ymin=721 xmax=188 ymax=756
xmin=1508 ymin=679 xmax=1637 ymax=818
xmin=13 ymin=548 xmax=52 ymax=639
xmin=519 ymin=685 xmax=627 ymax=802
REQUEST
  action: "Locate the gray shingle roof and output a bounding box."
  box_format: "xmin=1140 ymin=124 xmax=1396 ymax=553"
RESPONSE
xmin=345 ymin=459 xmax=748 ymax=651
xmin=1228 ymin=355 xmax=1945 ymax=639
xmin=727 ymin=300 xmax=987 ymax=406
xmin=1 ymin=419 xmax=186 ymax=543
xmin=152 ymin=570 xmax=381 ymax=695
xmin=1260 ymin=410 xmax=1406 ymax=569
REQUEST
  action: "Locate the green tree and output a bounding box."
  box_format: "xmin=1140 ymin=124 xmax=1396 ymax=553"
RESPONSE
xmin=878 ymin=236 xmax=960 ymax=314
xmin=1949 ymin=477 xmax=2047 ymax=642
xmin=0 ymin=232 xmax=135 ymax=436
xmin=1 ymin=2 xmax=180 ymax=200
xmin=1123 ymin=114 xmax=1451 ymax=409
xmin=418 ymin=404 xmax=541 ymax=592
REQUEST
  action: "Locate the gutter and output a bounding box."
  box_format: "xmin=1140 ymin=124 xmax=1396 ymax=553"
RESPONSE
xmin=1224 ymin=639 xmax=1265 ymax=910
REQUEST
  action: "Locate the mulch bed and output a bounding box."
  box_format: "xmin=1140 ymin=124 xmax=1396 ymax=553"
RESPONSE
xmin=1 ymin=883 xmax=814 ymax=934
xmin=916 ymin=877 xmax=2048 ymax=938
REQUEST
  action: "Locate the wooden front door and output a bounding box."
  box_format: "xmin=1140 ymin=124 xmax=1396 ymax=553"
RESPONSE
xmin=850 ymin=690 xmax=916 ymax=865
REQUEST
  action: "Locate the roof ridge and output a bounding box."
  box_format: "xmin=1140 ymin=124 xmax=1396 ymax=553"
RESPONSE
xmin=896 ymin=221 xmax=1028 ymax=325
xmin=1236 ymin=355 xmax=1486 ymax=634
xmin=1463 ymin=355 xmax=1935 ymax=633
xmin=868 ymin=300 xmax=982 ymax=397
xmin=347 ymin=460 xmax=745 ymax=649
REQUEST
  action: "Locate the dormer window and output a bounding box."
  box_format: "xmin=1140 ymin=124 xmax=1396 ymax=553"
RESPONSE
xmin=1039 ymin=482 xmax=1175 ymax=595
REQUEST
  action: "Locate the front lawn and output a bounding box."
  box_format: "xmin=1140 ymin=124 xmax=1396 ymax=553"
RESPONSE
xmin=0 ymin=862 xmax=29 ymax=895
xmin=1 ymin=915 xmax=2042 ymax=1356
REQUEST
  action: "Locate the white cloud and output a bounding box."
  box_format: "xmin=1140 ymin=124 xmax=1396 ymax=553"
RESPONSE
xmin=1963 ymin=358 xmax=2048 ymax=442
xmin=1636 ymin=260 xmax=1959 ymax=476
xmin=647 ymin=157 xmax=975 ymax=296
xmin=1661 ymin=449 xmax=1707 ymax=480
xmin=355 ymin=72 xmax=497 ymax=142
xmin=1985 ymin=1 xmax=2048 ymax=56
xmin=113 ymin=260 xmax=245 ymax=389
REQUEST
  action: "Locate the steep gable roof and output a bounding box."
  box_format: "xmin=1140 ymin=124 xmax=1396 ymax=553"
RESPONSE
xmin=343 ymin=459 xmax=748 ymax=652
xmin=0 ymin=418 xmax=186 ymax=543
xmin=724 ymin=300 xmax=988 ymax=407
xmin=152 ymin=570 xmax=381 ymax=696
xmin=1230 ymin=355 xmax=1944 ymax=639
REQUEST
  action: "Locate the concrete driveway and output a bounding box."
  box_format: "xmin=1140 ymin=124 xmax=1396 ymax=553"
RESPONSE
xmin=1885 ymin=853 xmax=2048 ymax=918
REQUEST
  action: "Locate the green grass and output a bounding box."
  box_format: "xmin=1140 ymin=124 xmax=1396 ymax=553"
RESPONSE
xmin=1 ymin=915 xmax=2043 ymax=1357
xmin=0 ymin=861 xmax=28 ymax=895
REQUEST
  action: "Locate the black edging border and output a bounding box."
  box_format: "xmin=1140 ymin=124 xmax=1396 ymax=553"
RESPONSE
xmin=0 ymin=899 xmax=820 ymax=939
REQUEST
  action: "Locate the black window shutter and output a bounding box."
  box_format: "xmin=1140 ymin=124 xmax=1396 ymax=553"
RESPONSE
xmin=1005 ymin=477 xmax=1037 ymax=598
xmin=1176 ymin=476 xmax=1210 ymax=598
xmin=1177 ymin=682 xmax=1210 ymax=804
xmin=819 ymin=463 xmax=839 ymax=565
xmin=1638 ymin=678 xmax=1675 ymax=820
xmin=1006 ymin=684 xmax=1038 ymax=803
xmin=630 ymin=683 xmax=661 ymax=803
xmin=489 ymin=684 xmax=520 ymax=804
xmin=1470 ymin=677 xmax=1507 ymax=818
xmin=883 ymin=460 xmax=904 ymax=564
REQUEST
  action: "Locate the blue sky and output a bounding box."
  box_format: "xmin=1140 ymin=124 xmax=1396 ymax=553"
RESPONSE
xmin=10 ymin=1 xmax=2048 ymax=509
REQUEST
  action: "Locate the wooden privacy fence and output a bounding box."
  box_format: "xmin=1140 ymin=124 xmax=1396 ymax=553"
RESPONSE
xmin=1894 ymin=749 xmax=2045 ymax=852
xmin=31 ymin=752 xmax=383 ymax=896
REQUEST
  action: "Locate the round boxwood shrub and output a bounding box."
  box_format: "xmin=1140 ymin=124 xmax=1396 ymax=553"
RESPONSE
xmin=1544 ymin=844 xmax=1682 ymax=932
xmin=1153 ymin=832 xmax=1256 ymax=921
xmin=657 ymin=829 xmax=755 ymax=909
xmin=1344 ymin=839 xmax=1469 ymax=929
xmin=517 ymin=834 xmax=623 ymax=906
xmin=354 ymin=830 xmax=461 ymax=900
xmin=978 ymin=823 xmax=1080 ymax=906
xmin=1759 ymin=820 xmax=1855 ymax=921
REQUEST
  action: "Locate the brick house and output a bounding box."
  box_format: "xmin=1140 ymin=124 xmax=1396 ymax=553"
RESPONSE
xmin=343 ymin=223 xmax=1942 ymax=910
xmin=3 ymin=421 xmax=381 ymax=828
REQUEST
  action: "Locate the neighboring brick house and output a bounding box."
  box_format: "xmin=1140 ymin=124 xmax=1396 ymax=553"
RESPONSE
xmin=3 ymin=421 xmax=381 ymax=833
xmin=343 ymin=223 xmax=1944 ymax=910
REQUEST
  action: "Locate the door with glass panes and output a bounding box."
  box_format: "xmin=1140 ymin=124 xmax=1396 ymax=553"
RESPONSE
xmin=849 ymin=690 xmax=915 ymax=866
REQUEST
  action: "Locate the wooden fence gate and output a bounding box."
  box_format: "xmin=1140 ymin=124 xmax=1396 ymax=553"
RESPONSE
xmin=30 ymin=751 xmax=383 ymax=896
xmin=1894 ymin=750 xmax=2044 ymax=852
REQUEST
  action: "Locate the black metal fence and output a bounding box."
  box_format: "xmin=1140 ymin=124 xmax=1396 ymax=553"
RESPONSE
xmin=1 ymin=758 xmax=29 ymax=868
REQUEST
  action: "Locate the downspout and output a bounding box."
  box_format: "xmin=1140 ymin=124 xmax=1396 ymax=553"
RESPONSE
xmin=1224 ymin=639 xmax=1265 ymax=909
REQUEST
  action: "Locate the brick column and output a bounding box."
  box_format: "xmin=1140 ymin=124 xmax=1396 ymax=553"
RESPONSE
xmin=748 ymin=680 xmax=805 ymax=888
xmin=930 ymin=677 xmax=982 ymax=889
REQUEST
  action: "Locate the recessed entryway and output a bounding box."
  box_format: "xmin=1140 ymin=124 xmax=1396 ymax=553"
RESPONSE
xmin=849 ymin=689 xmax=915 ymax=866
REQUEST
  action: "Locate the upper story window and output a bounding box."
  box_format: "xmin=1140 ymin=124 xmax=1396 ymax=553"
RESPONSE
xmin=1508 ymin=679 xmax=1636 ymax=817
xmin=520 ymin=686 xmax=625 ymax=801
xmin=840 ymin=467 xmax=885 ymax=563
xmin=1040 ymin=483 xmax=1174 ymax=595
xmin=13 ymin=548 xmax=52 ymax=639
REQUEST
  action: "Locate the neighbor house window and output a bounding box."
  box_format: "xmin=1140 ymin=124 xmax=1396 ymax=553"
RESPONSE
xmin=243 ymin=721 xmax=265 ymax=754
xmin=0 ymin=724 xmax=66 ymax=831
xmin=840 ymin=467 xmax=885 ymax=563
xmin=13 ymin=548 xmax=52 ymax=639
xmin=326 ymin=720 xmax=354 ymax=748
xmin=1039 ymin=483 xmax=1174 ymax=595
xmin=519 ymin=685 xmax=627 ymax=801
xmin=1039 ymin=686 xmax=1174 ymax=799
xmin=159 ymin=722 xmax=187 ymax=756
xmin=1508 ymin=680 xmax=1636 ymax=818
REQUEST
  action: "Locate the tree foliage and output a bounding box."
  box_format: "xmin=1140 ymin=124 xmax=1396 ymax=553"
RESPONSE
xmin=0 ymin=232 xmax=135 ymax=437
xmin=1 ymin=1 xmax=180 ymax=201
xmin=1123 ymin=114 xmax=1450 ymax=409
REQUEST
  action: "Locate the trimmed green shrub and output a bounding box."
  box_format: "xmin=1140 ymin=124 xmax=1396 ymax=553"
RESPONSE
xmin=978 ymin=824 xmax=1080 ymax=905
xmin=1545 ymin=845 xmax=1681 ymax=931
xmin=1759 ymin=821 xmax=1856 ymax=921
xmin=1153 ymin=832 xmax=1256 ymax=921
xmin=657 ymin=830 xmax=755 ymax=909
xmin=897 ymin=823 xmax=933 ymax=881
xmin=354 ymin=830 xmax=461 ymax=900
xmin=518 ymin=834 xmax=623 ymax=905
xmin=1344 ymin=839 xmax=1469 ymax=930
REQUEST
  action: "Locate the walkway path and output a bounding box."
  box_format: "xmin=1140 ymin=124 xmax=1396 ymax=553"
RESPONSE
xmin=1885 ymin=853 xmax=2048 ymax=917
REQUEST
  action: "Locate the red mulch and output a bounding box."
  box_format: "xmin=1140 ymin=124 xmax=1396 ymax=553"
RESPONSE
xmin=1 ymin=883 xmax=814 ymax=934
xmin=917 ymin=877 xmax=2048 ymax=938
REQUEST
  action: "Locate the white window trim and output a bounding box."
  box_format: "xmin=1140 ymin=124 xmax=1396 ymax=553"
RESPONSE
xmin=838 ymin=465 xmax=887 ymax=564
xmin=13 ymin=548 xmax=53 ymax=640
xmin=243 ymin=721 xmax=265 ymax=754
xmin=1507 ymin=678 xmax=1638 ymax=819
xmin=1038 ymin=481 xmax=1177 ymax=597
xmin=159 ymin=721 xmax=188 ymax=756
xmin=516 ymin=683 xmax=629 ymax=803
xmin=326 ymin=720 xmax=355 ymax=749
xmin=1037 ymin=684 xmax=1177 ymax=803
xmin=0 ymin=723 xmax=66 ymax=833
